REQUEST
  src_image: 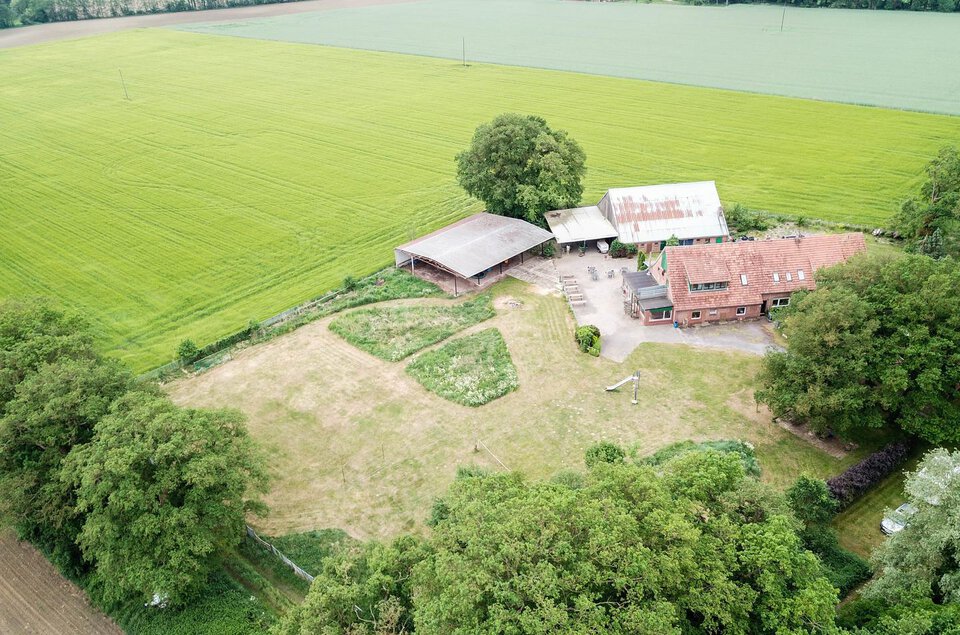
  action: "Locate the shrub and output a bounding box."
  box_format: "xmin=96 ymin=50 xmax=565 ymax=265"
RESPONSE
xmin=574 ymin=325 xmax=600 ymax=354
xmin=727 ymin=203 xmax=770 ymax=232
xmin=786 ymin=475 xmax=838 ymax=525
xmin=609 ymin=239 xmax=638 ymax=258
xmin=551 ymin=470 xmax=586 ymax=489
xmin=800 ymin=525 xmax=872 ymax=597
xmin=541 ymin=241 xmax=556 ymax=258
xmin=176 ymin=338 xmax=200 ymax=363
xmin=584 ymin=441 xmax=625 ymax=468
xmin=642 ymin=439 xmax=760 ymax=477
xmin=343 ymin=275 xmax=357 ymax=291
xmin=826 ymin=439 xmax=912 ymax=508
xmin=637 ymin=250 xmax=647 ymax=271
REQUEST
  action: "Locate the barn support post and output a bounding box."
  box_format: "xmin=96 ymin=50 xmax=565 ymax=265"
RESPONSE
xmin=454 ymin=276 xmax=458 ymax=297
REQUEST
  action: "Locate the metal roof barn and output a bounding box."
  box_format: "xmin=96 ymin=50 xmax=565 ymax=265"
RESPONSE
xmin=394 ymin=213 xmax=554 ymax=280
xmin=598 ymin=181 xmax=729 ymax=244
xmin=544 ymin=206 xmax=619 ymax=245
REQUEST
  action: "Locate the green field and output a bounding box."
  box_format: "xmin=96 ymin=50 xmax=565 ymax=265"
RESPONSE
xmin=2 ymin=29 xmax=959 ymax=370
xmin=179 ymin=0 xmax=960 ymax=115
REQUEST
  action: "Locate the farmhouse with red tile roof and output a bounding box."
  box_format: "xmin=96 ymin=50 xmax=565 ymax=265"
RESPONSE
xmin=622 ymin=233 xmax=867 ymax=326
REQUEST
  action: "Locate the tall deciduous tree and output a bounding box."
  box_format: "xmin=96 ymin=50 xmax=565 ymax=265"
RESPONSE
xmin=278 ymin=451 xmax=840 ymax=634
xmin=0 ymin=358 xmax=133 ymax=574
xmin=865 ymin=448 xmax=960 ymax=606
xmin=890 ymin=146 xmax=960 ymax=256
xmin=0 ymin=298 xmax=95 ymax=409
xmin=756 ymin=252 xmax=960 ymax=444
xmin=64 ymin=392 xmax=269 ymax=606
xmin=455 ymin=113 xmax=586 ymax=225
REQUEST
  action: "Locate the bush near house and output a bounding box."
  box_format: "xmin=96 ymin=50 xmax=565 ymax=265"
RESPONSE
xmin=574 ymin=325 xmax=600 ymax=356
xmin=609 ymin=240 xmax=638 ymax=258
xmin=826 ymin=439 xmax=912 ymax=508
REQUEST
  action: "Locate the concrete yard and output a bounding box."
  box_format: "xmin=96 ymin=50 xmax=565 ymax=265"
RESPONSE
xmin=551 ymin=251 xmax=781 ymax=361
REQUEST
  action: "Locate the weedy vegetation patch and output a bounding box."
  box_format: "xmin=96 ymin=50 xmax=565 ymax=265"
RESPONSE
xmin=328 ymin=294 xmax=494 ymax=361
xmin=406 ymin=328 xmax=518 ymax=406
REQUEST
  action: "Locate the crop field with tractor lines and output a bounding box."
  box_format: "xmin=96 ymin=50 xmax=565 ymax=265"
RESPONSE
xmin=2 ymin=29 xmax=959 ymax=370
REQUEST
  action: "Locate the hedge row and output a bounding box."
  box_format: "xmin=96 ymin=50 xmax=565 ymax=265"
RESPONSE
xmin=826 ymin=439 xmax=912 ymax=508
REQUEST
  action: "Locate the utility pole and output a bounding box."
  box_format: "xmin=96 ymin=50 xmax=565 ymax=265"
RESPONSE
xmin=118 ymin=69 xmax=130 ymax=101
xmin=462 ymin=37 xmax=466 ymax=67
xmin=780 ymin=2 xmax=787 ymax=33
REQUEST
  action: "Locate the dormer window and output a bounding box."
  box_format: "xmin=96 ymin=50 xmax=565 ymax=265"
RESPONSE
xmin=773 ymin=273 xmax=780 ymax=283
xmin=689 ymin=281 xmax=729 ymax=292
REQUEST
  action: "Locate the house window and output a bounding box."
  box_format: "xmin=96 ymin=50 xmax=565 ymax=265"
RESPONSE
xmin=740 ymin=274 xmax=748 ymax=286
xmin=797 ymin=270 xmax=805 ymax=280
xmin=650 ymin=308 xmax=673 ymax=321
xmin=691 ymin=311 xmax=702 ymax=319
xmin=709 ymin=309 xmax=718 ymax=316
xmin=772 ymin=273 xmax=780 ymax=283
xmin=771 ymin=297 xmax=790 ymax=307
xmin=786 ymin=272 xmax=793 ymax=281
xmin=689 ymin=281 xmax=729 ymax=292
xmin=736 ymin=307 xmax=746 ymax=316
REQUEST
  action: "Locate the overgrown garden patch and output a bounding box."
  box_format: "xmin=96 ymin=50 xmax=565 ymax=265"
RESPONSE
xmin=405 ymin=328 xmax=518 ymax=406
xmin=328 ymin=295 xmax=494 ymax=361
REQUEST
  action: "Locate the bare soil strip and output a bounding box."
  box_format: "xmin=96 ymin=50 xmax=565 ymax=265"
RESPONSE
xmin=0 ymin=0 xmax=413 ymax=49
xmin=0 ymin=530 xmax=121 ymax=635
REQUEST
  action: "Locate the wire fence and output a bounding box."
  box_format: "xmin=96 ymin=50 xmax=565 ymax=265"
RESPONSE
xmin=245 ymin=525 xmax=315 ymax=583
xmin=136 ymin=279 xmax=359 ymax=382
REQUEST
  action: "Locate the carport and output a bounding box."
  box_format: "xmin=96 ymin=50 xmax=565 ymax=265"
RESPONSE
xmin=544 ymin=205 xmax=619 ymax=253
xmin=394 ymin=213 xmax=554 ymax=296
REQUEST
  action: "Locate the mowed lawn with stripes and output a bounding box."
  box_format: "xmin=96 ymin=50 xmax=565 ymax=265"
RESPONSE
xmin=2 ymin=29 xmax=959 ymax=370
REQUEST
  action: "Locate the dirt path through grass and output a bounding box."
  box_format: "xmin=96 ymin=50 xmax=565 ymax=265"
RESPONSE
xmin=0 ymin=530 xmax=121 ymax=634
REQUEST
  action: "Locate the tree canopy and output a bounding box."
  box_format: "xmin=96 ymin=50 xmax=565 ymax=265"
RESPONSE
xmin=455 ymin=113 xmax=586 ymax=225
xmin=865 ymin=448 xmax=960 ymax=606
xmin=64 ymin=391 xmax=269 ymax=606
xmin=890 ymin=146 xmax=960 ymax=257
xmin=277 ymin=450 xmax=841 ymax=634
xmin=756 ymin=252 xmax=960 ymax=444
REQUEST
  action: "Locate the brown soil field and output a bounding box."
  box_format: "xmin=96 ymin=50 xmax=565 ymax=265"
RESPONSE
xmin=0 ymin=530 xmax=121 ymax=634
xmin=0 ymin=0 xmax=412 ymax=49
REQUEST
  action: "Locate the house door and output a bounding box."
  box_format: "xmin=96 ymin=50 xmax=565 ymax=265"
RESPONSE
xmin=760 ymin=300 xmax=768 ymax=315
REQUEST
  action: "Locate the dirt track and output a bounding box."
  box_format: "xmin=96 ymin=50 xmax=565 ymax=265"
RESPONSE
xmin=0 ymin=530 xmax=121 ymax=635
xmin=0 ymin=0 xmax=412 ymax=49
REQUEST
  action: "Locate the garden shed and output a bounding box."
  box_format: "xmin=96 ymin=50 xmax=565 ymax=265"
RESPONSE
xmin=395 ymin=213 xmax=554 ymax=295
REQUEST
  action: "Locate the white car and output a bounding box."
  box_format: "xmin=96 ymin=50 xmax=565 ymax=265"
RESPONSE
xmin=880 ymin=503 xmax=917 ymax=535
xmin=597 ymin=240 xmax=610 ymax=254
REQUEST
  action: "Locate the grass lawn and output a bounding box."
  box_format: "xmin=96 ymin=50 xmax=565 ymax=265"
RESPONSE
xmin=179 ymin=0 xmax=960 ymax=115
xmin=833 ymin=456 xmax=918 ymax=559
xmin=328 ymin=294 xmax=494 ymax=361
xmin=170 ymin=278 xmax=866 ymax=539
xmin=406 ymin=328 xmax=518 ymax=406
xmin=2 ymin=30 xmax=959 ymax=370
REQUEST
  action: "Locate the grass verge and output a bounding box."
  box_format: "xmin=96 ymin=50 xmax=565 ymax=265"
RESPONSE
xmin=406 ymin=328 xmax=518 ymax=406
xmin=329 ymin=294 xmax=494 ymax=361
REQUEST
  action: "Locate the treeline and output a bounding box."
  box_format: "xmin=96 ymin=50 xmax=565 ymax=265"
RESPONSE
xmin=0 ymin=299 xmax=268 ymax=608
xmin=0 ymin=0 xmax=301 ymax=28
xmin=679 ymin=0 xmax=958 ymax=11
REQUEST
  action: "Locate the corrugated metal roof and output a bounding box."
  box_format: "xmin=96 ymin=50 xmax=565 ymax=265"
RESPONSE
xmin=394 ymin=213 xmax=554 ymax=279
xmin=544 ymin=205 xmax=619 ymax=244
xmin=599 ymin=181 xmax=729 ymax=244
